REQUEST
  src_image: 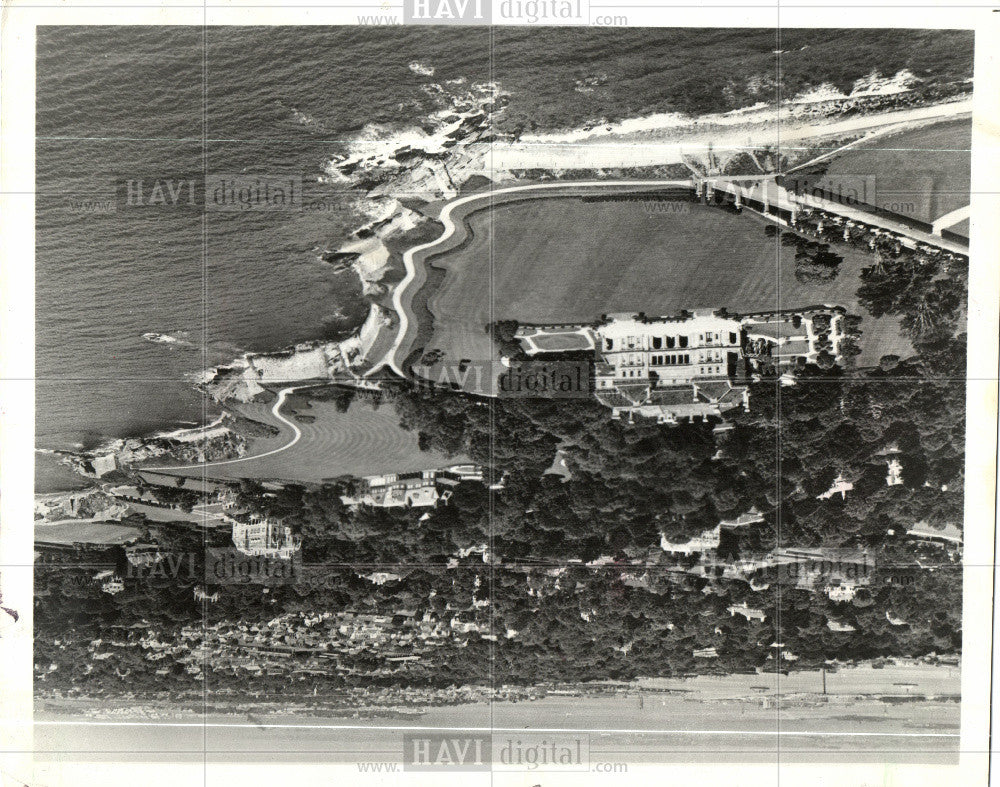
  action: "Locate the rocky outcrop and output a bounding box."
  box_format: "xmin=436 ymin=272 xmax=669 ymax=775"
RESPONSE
xmin=34 ymin=490 xmax=129 ymax=522
xmin=51 ymin=417 xmax=249 ymax=482
xmin=198 ymin=304 xmax=392 ymax=402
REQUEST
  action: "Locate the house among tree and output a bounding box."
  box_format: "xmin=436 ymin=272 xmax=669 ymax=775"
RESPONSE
xmin=817 ymin=472 xmax=854 ymax=500
xmin=825 ymin=582 xmax=858 ymax=602
xmin=231 ymin=513 xmax=300 ymax=559
xmin=826 ymin=619 xmax=856 ymax=632
xmin=728 ymin=603 xmax=767 ymax=622
xmin=660 ymin=525 xmax=721 ymax=555
xmin=193 ymin=586 xmax=220 ymax=603
xmin=93 ymin=570 xmax=124 ymax=595
xmin=886 ymin=458 xmax=904 ymax=486
xmin=341 ymin=465 xmax=482 ymax=509
xmin=592 ymin=311 xmax=749 ymax=424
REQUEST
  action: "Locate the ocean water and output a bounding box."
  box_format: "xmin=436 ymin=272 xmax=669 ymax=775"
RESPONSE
xmin=35 ymin=26 xmax=493 ymax=490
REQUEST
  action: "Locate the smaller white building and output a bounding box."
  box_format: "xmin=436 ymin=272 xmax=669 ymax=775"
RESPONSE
xmin=728 ymin=603 xmax=767 ymax=622
xmin=660 ymin=525 xmax=721 ymax=555
xmin=101 ymin=576 xmax=124 ymax=595
xmin=886 ymin=458 xmax=903 ymax=486
xmin=825 ymin=583 xmax=857 ymax=602
xmin=231 ymin=514 xmax=299 ymax=559
xmin=826 ymin=619 xmax=856 ymax=632
xmin=193 ymin=586 xmax=220 ymax=603
xmin=817 ymin=473 xmax=854 ymax=500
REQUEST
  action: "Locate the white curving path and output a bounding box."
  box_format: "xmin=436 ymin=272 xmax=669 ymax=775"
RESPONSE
xmin=931 ymin=204 xmax=971 ymax=236
xmin=144 ymin=385 xmax=311 ymax=473
xmin=367 ymin=179 xmax=692 ymax=378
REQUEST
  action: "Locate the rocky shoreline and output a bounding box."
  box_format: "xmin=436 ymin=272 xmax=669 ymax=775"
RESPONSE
xmin=38 ymin=416 xmax=251 ymax=489
xmin=195 ymin=81 xmax=512 ymax=401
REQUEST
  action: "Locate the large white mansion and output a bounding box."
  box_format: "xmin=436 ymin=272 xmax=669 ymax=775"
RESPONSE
xmin=514 ymin=308 xmax=843 ymax=424
xmin=594 ymin=312 xmax=742 ymax=387
xmin=592 ymin=312 xmax=749 ymax=424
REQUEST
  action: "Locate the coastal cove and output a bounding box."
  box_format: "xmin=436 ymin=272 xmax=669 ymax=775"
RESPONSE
xmin=35 ymin=26 xmax=971 ymax=497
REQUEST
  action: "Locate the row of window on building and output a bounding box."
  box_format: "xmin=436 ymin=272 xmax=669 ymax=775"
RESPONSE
xmin=607 ymin=331 xmax=738 ymax=352
xmin=619 ymin=365 xmax=725 ymax=379
xmin=650 ymin=353 xmax=692 ymax=366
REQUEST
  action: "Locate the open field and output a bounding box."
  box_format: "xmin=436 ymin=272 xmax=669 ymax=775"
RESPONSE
xmin=147 ymin=396 xmax=469 ymax=485
xmin=418 ymin=196 xmax=912 ymax=370
xmin=385 ymin=181 xmax=694 ymax=377
xmin=820 ymin=118 xmax=971 ymax=232
xmin=34 ymin=520 xmax=141 ymax=545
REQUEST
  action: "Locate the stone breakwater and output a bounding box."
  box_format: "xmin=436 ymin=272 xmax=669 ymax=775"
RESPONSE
xmin=199 ymin=303 xmax=392 ymax=403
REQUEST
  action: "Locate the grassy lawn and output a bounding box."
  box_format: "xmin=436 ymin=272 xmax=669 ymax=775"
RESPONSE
xmin=822 ymin=119 xmax=971 ymax=230
xmin=530 ymin=333 xmax=593 ymax=352
xmin=35 ymin=521 xmax=140 ymax=545
xmin=199 ymin=397 xmax=468 ymax=484
xmin=422 ymin=196 xmax=912 ymax=369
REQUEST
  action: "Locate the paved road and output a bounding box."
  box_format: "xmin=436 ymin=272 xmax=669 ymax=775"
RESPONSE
xmin=32 ymin=663 xmax=960 ymax=764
